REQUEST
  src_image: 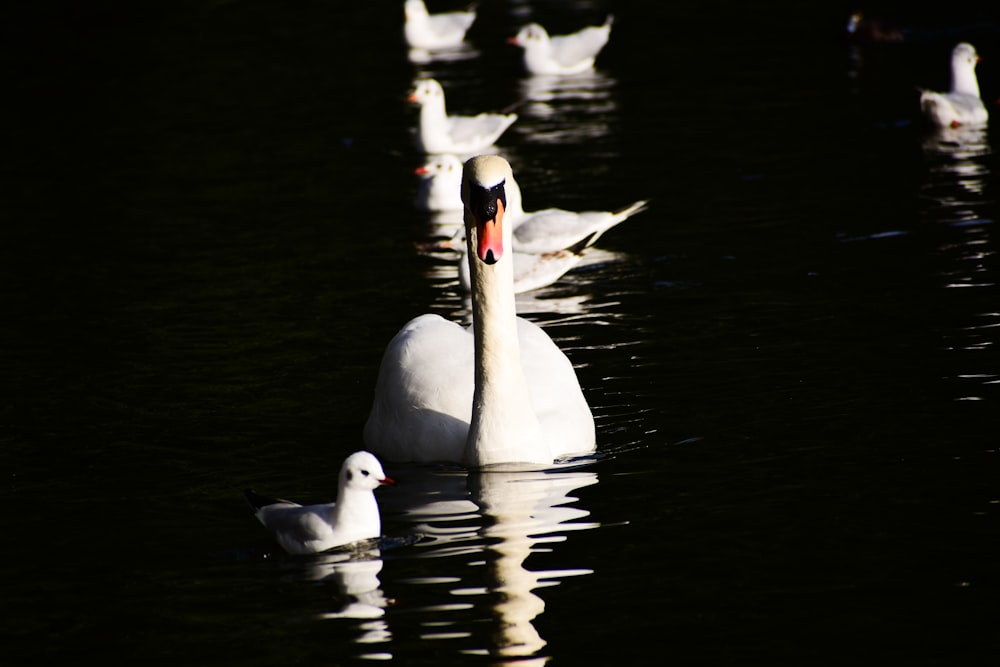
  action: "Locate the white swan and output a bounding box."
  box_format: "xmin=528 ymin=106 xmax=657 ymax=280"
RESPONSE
xmin=403 ymin=0 xmax=477 ymax=51
xmin=245 ymin=451 xmax=394 ymax=555
xmin=409 ymin=78 xmax=518 ymax=155
xmin=507 ymin=16 xmax=613 ymax=76
xmin=364 ymin=156 xmax=596 ymax=467
xmin=920 ymin=42 xmax=988 ymax=129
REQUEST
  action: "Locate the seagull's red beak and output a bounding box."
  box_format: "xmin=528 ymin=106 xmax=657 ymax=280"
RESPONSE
xmin=380 ymin=476 xmax=396 ymax=486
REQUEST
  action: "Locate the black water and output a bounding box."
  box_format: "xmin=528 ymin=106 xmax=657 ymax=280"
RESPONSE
xmin=3 ymin=1 xmax=1000 ymax=665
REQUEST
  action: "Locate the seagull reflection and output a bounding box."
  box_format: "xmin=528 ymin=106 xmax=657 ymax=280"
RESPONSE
xmin=408 ymin=43 xmax=480 ymax=66
xmin=514 ymin=71 xmax=617 ymax=143
xmin=380 ymin=464 xmax=599 ymax=661
xmin=918 ymin=123 xmax=996 ymax=401
xmin=277 ymin=547 xmax=393 ymax=654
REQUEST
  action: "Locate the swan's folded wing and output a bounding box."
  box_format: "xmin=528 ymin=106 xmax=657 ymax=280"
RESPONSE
xmin=364 ymin=314 xmax=474 ymax=461
xmin=515 ymin=317 xmax=596 ymax=456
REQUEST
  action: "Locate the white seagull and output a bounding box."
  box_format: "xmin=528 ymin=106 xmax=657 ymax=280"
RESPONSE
xmin=920 ymin=42 xmax=988 ymax=129
xmin=245 ymin=451 xmax=395 ymax=555
xmin=404 ymin=0 xmax=477 ymax=51
xmin=507 ymin=16 xmax=614 ymax=76
xmin=409 ymin=78 xmax=518 ymax=155
xmin=427 ymin=169 xmax=649 ymax=292
xmin=364 ymin=156 xmax=596 ymax=467
xmin=413 ymin=153 xmax=465 ymax=212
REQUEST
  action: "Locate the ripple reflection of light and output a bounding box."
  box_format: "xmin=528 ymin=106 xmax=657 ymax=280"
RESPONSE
xmin=920 ymin=123 xmax=996 ymax=402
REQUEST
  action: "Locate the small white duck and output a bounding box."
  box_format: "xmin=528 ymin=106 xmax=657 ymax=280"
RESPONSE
xmin=245 ymin=451 xmax=395 ymax=555
xmin=404 ymin=0 xmax=477 ymax=50
xmin=413 ymin=153 xmax=464 ymax=211
xmin=409 ymin=78 xmax=518 ymax=155
xmin=920 ymin=42 xmax=988 ymax=129
xmin=507 ymin=16 xmax=614 ymax=76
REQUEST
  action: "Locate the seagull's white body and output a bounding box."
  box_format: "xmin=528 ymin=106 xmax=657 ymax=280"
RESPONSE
xmin=421 ymin=166 xmax=648 ymax=291
xmin=920 ymin=42 xmax=988 ymax=129
xmin=505 ymin=175 xmax=649 ymax=254
xmin=409 ymin=78 xmax=518 ymax=155
xmin=403 ymin=0 xmax=476 ymax=50
xmin=456 ymin=244 xmax=586 ymax=294
xmin=246 ymin=451 xmax=394 ymax=555
xmin=508 ymin=16 xmax=613 ymax=75
xmin=364 ymin=156 xmax=595 ymax=467
xmin=413 ymin=153 xmax=465 ymax=211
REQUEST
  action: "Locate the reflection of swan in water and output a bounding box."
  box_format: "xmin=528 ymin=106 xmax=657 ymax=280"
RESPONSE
xmin=471 ymin=469 xmax=598 ymax=658
xmin=379 ymin=465 xmax=599 ymax=660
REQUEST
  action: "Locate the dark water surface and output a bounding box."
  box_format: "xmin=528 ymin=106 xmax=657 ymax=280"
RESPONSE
xmin=4 ymin=1 xmax=1000 ymax=665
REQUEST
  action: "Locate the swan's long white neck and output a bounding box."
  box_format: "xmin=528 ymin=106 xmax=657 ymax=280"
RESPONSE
xmin=462 ymin=162 xmax=548 ymax=467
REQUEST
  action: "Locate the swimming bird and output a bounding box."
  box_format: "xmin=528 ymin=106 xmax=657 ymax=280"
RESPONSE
xmin=507 ymin=16 xmax=614 ymax=76
xmin=919 ymin=42 xmax=988 ymax=128
xmin=245 ymin=451 xmax=395 ymax=555
xmin=364 ymin=156 xmax=596 ymax=467
xmin=413 ymin=153 xmax=465 ymax=212
xmin=423 ymin=167 xmax=648 ymax=292
xmin=404 ymin=0 xmax=477 ymax=51
xmin=409 ymin=78 xmax=518 ymax=155
xmin=420 ymin=168 xmax=649 ymax=255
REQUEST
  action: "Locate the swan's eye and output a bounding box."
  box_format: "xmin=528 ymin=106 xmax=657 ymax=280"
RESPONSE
xmin=470 ymin=180 xmax=506 ymax=222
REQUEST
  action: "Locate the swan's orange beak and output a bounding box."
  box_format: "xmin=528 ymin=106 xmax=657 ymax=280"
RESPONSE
xmin=477 ymin=198 xmax=504 ymax=264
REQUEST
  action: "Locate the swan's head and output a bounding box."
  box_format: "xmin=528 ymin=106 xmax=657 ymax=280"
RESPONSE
xmin=462 ymin=155 xmax=512 ymax=265
xmin=340 ymin=450 xmax=395 ymax=491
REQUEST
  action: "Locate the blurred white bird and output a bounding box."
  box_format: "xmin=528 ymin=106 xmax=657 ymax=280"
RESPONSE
xmin=507 ymin=16 xmax=613 ymax=75
xmin=404 ymin=0 xmax=477 ymax=50
xmin=920 ymin=42 xmax=988 ymax=128
xmin=456 ymin=243 xmax=589 ymax=294
xmin=245 ymin=451 xmax=395 ymax=555
xmin=423 ymin=169 xmax=649 ymax=256
xmin=409 ymin=78 xmax=518 ymax=155
xmin=418 ymin=162 xmax=648 ymax=293
xmin=413 ymin=153 xmax=464 ymax=211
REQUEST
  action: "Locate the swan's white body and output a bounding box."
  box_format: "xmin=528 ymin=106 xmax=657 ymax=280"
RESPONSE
xmin=403 ymin=0 xmax=476 ymax=50
xmin=413 ymin=154 xmax=465 ymax=211
xmin=508 ymin=16 xmax=613 ymax=75
xmin=920 ymin=42 xmax=988 ymax=129
xmin=410 ymin=78 xmax=518 ymax=155
xmin=246 ymin=451 xmax=394 ymax=555
xmin=365 ymin=156 xmax=595 ymax=466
